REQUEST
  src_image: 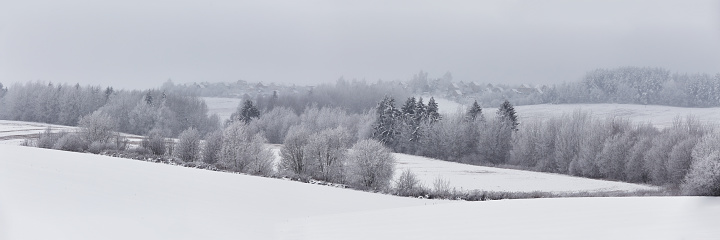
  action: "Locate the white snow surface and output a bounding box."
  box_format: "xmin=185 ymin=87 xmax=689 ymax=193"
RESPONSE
xmin=392 ymin=153 xmax=659 ymax=193
xmin=202 ymin=97 xmax=242 ymax=122
xmin=1 ymin=145 xmax=717 ymax=240
xmin=279 ymin=196 xmax=720 ymax=240
xmin=0 ymin=120 xmax=76 ymax=145
xmin=484 ymin=103 xmax=720 ymax=129
xmin=0 ymin=145 xmax=436 ymax=240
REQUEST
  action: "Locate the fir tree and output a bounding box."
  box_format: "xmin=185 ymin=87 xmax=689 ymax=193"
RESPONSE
xmin=466 ymin=100 xmax=483 ymax=121
xmin=415 ymin=97 xmax=427 ymax=123
xmin=373 ymin=96 xmax=400 ymax=147
xmin=426 ymin=97 xmax=441 ymax=123
xmin=231 ymin=99 xmax=260 ymax=124
xmin=497 ymin=100 xmax=518 ymax=130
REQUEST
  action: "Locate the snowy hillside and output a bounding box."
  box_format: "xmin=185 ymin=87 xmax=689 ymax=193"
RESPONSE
xmin=0 ymin=120 xmax=76 ymax=145
xmin=392 ymin=153 xmax=658 ymax=193
xmin=0 ymin=145 xmax=436 ymax=240
xmin=279 ymin=196 xmax=720 ymax=240
xmin=202 ymin=97 xmax=243 ymax=122
xmin=1 ymin=145 xmax=716 ymax=240
xmin=485 ymin=103 xmax=720 ymax=129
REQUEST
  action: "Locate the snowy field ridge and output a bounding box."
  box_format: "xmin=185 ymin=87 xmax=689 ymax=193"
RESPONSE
xmin=2 ymin=144 xmax=718 ymax=239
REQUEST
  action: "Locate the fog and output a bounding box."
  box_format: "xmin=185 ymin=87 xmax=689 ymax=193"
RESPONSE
xmin=1 ymin=0 xmax=719 ymax=90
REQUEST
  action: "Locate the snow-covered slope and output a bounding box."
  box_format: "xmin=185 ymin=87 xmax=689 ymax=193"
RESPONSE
xmin=0 ymin=120 xmax=76 ymax=145
xmin=202 ymin=97 xmax=242 ymax=122
xmin=278 ymin=196 xmax=720 ymax=240
xmin=485 ymin=103 xmax=720 ymax=129
xmin=392 ymin=153 xmax=659 ymax=193
xmin=1 ymin=145 xmax=716 ymax=240
xmin=0 ymin=145 xmax=437 ymax=240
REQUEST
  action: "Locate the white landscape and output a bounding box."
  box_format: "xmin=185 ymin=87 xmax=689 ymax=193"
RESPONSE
xmin=1 ymin=144 xmax=718 ymax=240
xmin=3 ymin=1 xmax=719 ymax=239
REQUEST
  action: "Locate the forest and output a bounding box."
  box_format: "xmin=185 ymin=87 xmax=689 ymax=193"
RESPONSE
xmin=1 ymin=66 xmax=719 ymax=197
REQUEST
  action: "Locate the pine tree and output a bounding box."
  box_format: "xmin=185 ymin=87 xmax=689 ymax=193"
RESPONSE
xmin=373 ymin=96 xmax=400 ymax=147
xmin=497 ymin=100 xmax=518 ymax=130
xmin=466 ymin=100 xmax=483 ymax=121
xmin=401 ymin=97 xmax=416 ymax=117
xmin=415 ymin=97 xmax=426 ymax=123
xmin=427 ymin=97 xmax=441 ymax=123
xmin=234 ymin=99 xmax=260 ymax=124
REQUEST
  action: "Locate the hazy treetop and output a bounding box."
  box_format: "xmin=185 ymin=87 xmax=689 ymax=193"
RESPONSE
xmin=2 ymin=0 xmax=719 ymax=90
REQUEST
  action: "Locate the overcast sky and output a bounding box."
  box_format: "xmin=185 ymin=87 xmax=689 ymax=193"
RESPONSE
xmin=1 ymin=0 xmax=719 ymax=90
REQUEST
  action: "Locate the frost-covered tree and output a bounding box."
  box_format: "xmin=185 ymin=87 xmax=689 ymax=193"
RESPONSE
xmin=426 ymin=97 xmax=441 ymax=123
xmin=466 ymin=100 xmax=483 ymax=121
xmin=230 ymin=99 xmax=260 ymax=124
xmin=497 ymin=100 xmax=518 ymax=130
xmin=219 ymin=122 xmax=274 ymax=175
xmin=78 ymin=111 xmax=118 ymax=144
xmin=202 ymin=130 xmax=223 ymax=164
xmin=305 ymin=127 xmax=351 ymax=182
xmin=142 ymin=129 xmax=167 ymax=155
xmin=372 ymin=96 xmax=401 ymax=147
xmin=346 ymin=139 xmax=396 ymax=191
xmin=279 ymin=125 xmax=311 ymax=175
xmin=681 ymin=133 xmax=720 ymax=195
xmin=174 ymin=128 xmax=202 ymax=162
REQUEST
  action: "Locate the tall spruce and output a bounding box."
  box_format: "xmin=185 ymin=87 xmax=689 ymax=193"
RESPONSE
xmin=373 ymin=96 xmax=400 ymax=147
xmin=426 ymin=97 xmax=441 ymax=123
xmin=466 ymin=100 xmax=483 ymax=121
xmin=497 ymin=100 xmax=518 ymax=130
xmin=233 ymin=99 xmax=260 ymax=124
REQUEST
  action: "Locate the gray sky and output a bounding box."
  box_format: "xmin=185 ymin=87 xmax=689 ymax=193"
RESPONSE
xmin=2 ymin=0 xmax=719 ymax=90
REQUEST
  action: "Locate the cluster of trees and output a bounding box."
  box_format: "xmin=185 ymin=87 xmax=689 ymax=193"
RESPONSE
xmin=509 ymin=113 xmax=712 ymax=188
xmin=174 ymin=106 xmax=397 ymax=191
xmin=546 ymin=67 xmax=720 ymax=107
xmin=0 ymin=82 xmax=220 ymax=138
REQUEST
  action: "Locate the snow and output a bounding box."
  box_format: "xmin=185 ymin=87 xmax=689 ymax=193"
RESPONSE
xmin=0 ymin=120 xmax=76 ymax=145
xmin=1 ymin=145 xmax=716 ymax=240
xmin=392 ymin=153 xmax=659 ymax=193
xmin=0 ymin=145 xmax=436 ymax=240
xmin=202 ymin=97 xmax=242 ymax=122
xmin=485 ymin=103 xmax=720 ymax=129
xmin=278 ymin=196 xmax=720 ymax=240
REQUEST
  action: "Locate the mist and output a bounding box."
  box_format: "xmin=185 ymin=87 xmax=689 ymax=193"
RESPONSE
xmin=2 ymin=0 xmax=719 ymax=90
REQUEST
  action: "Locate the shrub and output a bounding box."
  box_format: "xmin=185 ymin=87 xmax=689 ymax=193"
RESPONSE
xmin=142 ymin=129 xmax=166 ymax=155
xmin=394 ymin=169 xmax=426 ymax=197
xmin=346 ymin=139 xmax=395 ymax=191
xmin=174 ymin=128 xmax=202 ymax=162
xmin=36 ymin=127 xmax=61 ymax=149
xmin=53 ymin=133 xmax=88 ymax=152
xmin=431 ymin=177 xmax=454 ymax=198
xmin=78 ymin=111 xmax=118 ymax=144
xmin=202 ymin=130 xmax=223 ymax=164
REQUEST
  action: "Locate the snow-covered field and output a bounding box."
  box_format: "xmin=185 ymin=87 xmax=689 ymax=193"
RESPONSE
xmin=0 ymin=145 xmax=436 ymax=240
xmin=0 ymin=120 xmax=77 ymax=145
xmin=279 ymin=196 xmax=720 ymax=240
xmin=392 ymin=153 xmax=658 ymax=193
xmin=2 ymin=144 xmax=717 ymax=240
xmin=485 ymin=103 xmax=720 ymax=129
xmin=202 ymin=97 xmax=242 ymax=122
xmin=0 ymin=120 xmax=658 ymax=193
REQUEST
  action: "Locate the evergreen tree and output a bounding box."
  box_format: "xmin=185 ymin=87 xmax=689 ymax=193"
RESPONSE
xmin=426 ymin=97 xmax=441 ymax=123
xmin=466 ymin=100 xmax=483 ymax=121
xmin=497 ymin=100 xmax=518 ymax=130
xmin=373 ymin=96 xmax=400 ymax=147
xmin=232 ymin=99 xmax=260 ymax=124
xmin=415 ymin=97 xmax=426 ymax=123
xmin=401 ymin=97 xmax=416 ymax=117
